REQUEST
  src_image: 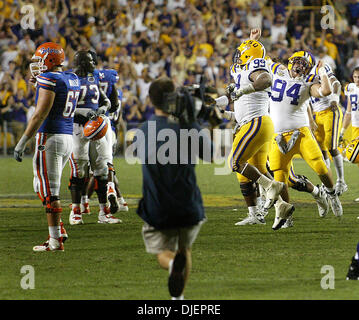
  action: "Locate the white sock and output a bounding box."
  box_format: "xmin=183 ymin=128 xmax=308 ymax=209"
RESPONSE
xmin=49 ymin=226 xmax=61 ymax=239
xmin=333 ymin=154 xmax=345 ymax=182
xmin=81 ymin=195 xmax=88 ymax=204
xmin=355 ymin=252 xmax=359 ymax=260
xmin=324 ymin=158 xmax=331 ymax=169
xmin=107 ymin=182 xmax=115 ymax=190
xmin=248 ymin=206 xmax=258 ymax=216
xmin=311 ymin=186 xmax=320 ymax=197
xmin=257 ymin=175 xmax=272 ymax=190
xmin=171 ymin=295 xmax=184 ymax=300
xmin=168 ymin=259 xmax=174 ymax=274
xmin=99 ymin=203 xmax=106 ymax=213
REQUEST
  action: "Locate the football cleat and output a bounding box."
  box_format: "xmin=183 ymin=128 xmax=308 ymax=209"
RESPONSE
xmin=263 ymin=180 xmax=284 ymax=210
xmin=98 ymin=207 xmax=122 ymax=224
xmin=314 ymin=185 xmax=329 ymax=218
xmin=335 ymin=180 xmax=348 ymax=196
xmin=355 ymin=197 xmax=359 ymax=203
xmin=98 ymin=213 xmax=122 ymax=224
xmin=168 ymin=252 xmax=186 ymax=298
xmin=107 ymin=187 xmax=119 ymax=214
xmin=69 ymin=207 xmax=83 ymax=225
xmin=235 ymin=212 xmax=266 ymax=226
xmin=272 ymin=199 xmax=295 ymax=230
xmin=326 ymin=190 xmax=343 ymax=217
xmin=119 ymin=197 xmax=129 ymax=212
xmin=346 ymin=257 xmax=359 ymax=280
xmin=60 ymin=221 xmax=68 ymax=242
xmin=33 ymin=237 xmax=64 ymax=252
xmin=81 ymin=202 xmax=91 ymax=215
xmin=281 ymin=216 xmax=294 ymax=229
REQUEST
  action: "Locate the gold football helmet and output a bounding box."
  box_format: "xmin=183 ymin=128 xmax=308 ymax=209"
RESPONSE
xmin=288 ymin=51 xmax=315 ymax=77
xmin=232 ymin=40 xmax=266 ymax=66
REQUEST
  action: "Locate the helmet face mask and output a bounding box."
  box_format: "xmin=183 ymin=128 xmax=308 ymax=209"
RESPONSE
xmin=290 ymin=57 xmax=310 ymax=77
xmin=288 ymin=51 xmax=315 ymax=78
xmin=29 ymin=42 xmax=65 ymax=77
xmin=30 ymin=55 xmax=48 ymax=78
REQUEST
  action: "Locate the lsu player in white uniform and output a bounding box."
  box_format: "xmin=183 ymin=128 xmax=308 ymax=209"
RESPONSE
xmin=308 ymin=63 xmax=347 ymax=195
xmin=341 ymin=67 xmax=359 ymax=201
xmin=341 ymin=67 xmax=359 ymax=158
xmin=217 ymin=39 xmax=294 ymax=230
xmin=267 ymin=51 xmax=343 ymax=218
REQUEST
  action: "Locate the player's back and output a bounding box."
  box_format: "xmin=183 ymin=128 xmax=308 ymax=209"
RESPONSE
xmin=37 ymin=71 xmax=80 ymax=134
xmin=95 ymin=68 xmax=119 ymax=98
xmin=77 ymin=73 xmax=101 ymax=111
xmin=230 ymin=58 xmax=271 ymax=126
xmin=269 ymin=64 xmax=317 ymax=133
xmin=345 ymin=82 xmax=359 ymax=127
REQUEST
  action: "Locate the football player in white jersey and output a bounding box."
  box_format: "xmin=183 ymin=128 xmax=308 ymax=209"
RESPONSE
xmin=341 ymin=67 xmax=359 ymax=201
xmin=341 ymin=67 xmax=359 ymax=150
xmin=308 ymin=63 xmax=347 ymax=195
xmin=217 ymin=37 xmax=294 ymax=230
xmin=266 ymin=50 xmax=343 ymax=218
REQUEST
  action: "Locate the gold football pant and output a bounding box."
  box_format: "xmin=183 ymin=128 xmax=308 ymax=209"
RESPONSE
xmin=269 ymin=126 xmax=328 ymax=184
xmin=313 ymin=106 xmax=343 ymax=152
xmin=228 ymin=116 xmax=274 ymax=183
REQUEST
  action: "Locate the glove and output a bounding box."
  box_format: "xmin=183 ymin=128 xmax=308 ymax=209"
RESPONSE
xmin=96 ymin=106 xmax=107 ymax=116
xmin=225 ymin=83 xmax=236 ymax=96
xmin=230 ymin=89 xmax=244 ymax=101
xmin=86 ymin=110 xmax=97 ymax=120
xmin=14 ymin=135 xmax=30 ymax=162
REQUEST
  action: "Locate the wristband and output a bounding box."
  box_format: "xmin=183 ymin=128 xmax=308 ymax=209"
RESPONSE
xmin=16 ymin=135 xmax=30 ymax=150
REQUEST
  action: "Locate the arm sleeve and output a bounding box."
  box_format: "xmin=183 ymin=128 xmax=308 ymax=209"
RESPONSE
xmin=36 ymin=74 xmax=58 ymax=92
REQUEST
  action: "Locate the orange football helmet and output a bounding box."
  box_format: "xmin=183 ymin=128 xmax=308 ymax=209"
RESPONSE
xmin=83 ymin=115 xmax=108 ymax=141
xmin=30 ymin=42 xmax=65 ymax=77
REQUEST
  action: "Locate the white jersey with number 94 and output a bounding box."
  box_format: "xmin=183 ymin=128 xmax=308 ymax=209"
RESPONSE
xmin=268 ymin=63 xmax=318 ymax=133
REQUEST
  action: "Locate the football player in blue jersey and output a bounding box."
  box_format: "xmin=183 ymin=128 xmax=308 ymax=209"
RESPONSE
xmin=68 ymin=50 xmax=121 ymax=225
xmin=77 ymin=50 xmax=128 ymax=216
xmin=14 ymin=42 xmax=81 ymax=252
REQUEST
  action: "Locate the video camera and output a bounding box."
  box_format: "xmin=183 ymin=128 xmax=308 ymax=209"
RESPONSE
xmin=161 ymin=77 xmax=222 ymax=126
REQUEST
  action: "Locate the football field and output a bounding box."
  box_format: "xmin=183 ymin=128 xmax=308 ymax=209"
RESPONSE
xmin=1 ymin=156 xmax=359 ymax=300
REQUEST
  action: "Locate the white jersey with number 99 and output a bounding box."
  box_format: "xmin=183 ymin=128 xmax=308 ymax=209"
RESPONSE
xmin=230 ymin=58 xmax=271 ymax=126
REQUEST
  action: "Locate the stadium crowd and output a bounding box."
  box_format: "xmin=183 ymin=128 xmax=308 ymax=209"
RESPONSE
xmin=1 ymin=0 xmax=359 ymax=152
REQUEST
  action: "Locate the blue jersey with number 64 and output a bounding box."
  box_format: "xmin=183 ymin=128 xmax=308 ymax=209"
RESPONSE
xmin=36 ymin=71 xmax=80 ymax=135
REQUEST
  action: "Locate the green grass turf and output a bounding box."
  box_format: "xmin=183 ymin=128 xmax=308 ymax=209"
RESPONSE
xmin=1 ymin=156 xmax=359 ymax=300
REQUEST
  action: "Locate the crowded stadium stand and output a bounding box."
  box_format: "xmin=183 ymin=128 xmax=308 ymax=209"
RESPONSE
xmin=0 ymin=0 xmax=357 ymax=155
